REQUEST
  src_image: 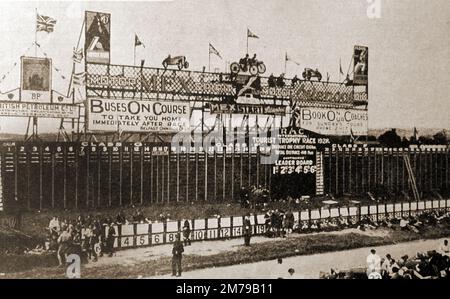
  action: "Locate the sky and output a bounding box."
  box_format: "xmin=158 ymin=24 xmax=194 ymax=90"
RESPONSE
xmin=0 ymin=0 xmax=449 ymax=133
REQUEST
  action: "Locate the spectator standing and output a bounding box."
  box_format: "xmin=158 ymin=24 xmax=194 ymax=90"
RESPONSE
xmin=439 ymin=239 xmax=449 ymax=257
xmin=182 ymin=220 xmax=191 ymax=246
xmin=243 ymin=214 xmax=252 ymax=246
xmin=57 ymin=228 xmax=73 ymax=267
xmin=172 ymin=234 xmax=184 ymax=277
xmin=366 ymin=249 xmax=381 ymax=276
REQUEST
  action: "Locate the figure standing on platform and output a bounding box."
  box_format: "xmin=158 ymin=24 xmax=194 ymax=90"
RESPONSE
xmin=172 ymin=234 xmax=184 ymax=277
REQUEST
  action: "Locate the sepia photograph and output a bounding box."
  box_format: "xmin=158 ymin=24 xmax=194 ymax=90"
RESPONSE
xmin=0 ymin=0 xmax=449 ymax=286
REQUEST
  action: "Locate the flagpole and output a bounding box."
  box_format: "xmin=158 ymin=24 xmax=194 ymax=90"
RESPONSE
xmin=246 ymin=29 xmax=249 ymax=55
xmin=208 ymin=46 xmax=211 ymax=72
xmin=35 ymin=8 xmax=38 ymax=57
xmin=284 ymin=52 xmax=287 ymax=74
xmin=134 ymin=45 xmax=136 ymax=66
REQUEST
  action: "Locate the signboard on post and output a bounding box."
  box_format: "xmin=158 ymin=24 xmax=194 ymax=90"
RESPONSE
xmin=0 ymin=101 xmax=80 ymax=118
xmin=297 ymin=107 xmax=368 ymax=136
xmin=353 ymin=45 xmax=368 ymax=85
xmin=85 ymin=11 xmax=111 ymax=64
xmin=20 ymin=56 xmax=51 ymax=102
xmin=86 ymin=98 xmax=190 ymax=132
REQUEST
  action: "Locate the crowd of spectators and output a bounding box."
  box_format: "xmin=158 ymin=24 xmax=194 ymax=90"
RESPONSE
xmin=35 ymin=209 xmax=173 ymax=266
xmin=321 ymin=240 xmax=450 ymax=279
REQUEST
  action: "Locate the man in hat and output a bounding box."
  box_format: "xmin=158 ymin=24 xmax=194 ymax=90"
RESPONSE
xmin=172 ymin=234 xmax=184 ymax=276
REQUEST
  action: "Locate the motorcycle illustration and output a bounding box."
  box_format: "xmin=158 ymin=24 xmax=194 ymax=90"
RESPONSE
xmin=302 ymin=68 xmax=322 ymax=81
xmin=162 ymin=55 xmax=189 ymax=70
xmin=230 ymin=56 xmax=266 ymax=75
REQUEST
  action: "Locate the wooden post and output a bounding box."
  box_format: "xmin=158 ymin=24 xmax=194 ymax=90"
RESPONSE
xmin=186 ymin=152 xmax=189 ymax=202
xmin=130 ymin=148 xmax=134 ymax=205
xmin=223 ymin=148 xmax=226 ymax=201
xmin=97 ymin=148 xmax=101 ymax=207
xmin=108 ymin=147 xmax=112 ymax=207
xmin=140 ymin=146 xmax=144 ymax=205
xmin=51 ymin=150 xmax=55 ymax=209
xmin=86 ymin=148 xmax=90 ymax=208
xmin=205 ymin=151 xmax=208 ymax=201
xmin=195 ymin=152 xmax=198 ymax=202
xmin=39 ymin=146 xmax=43 ymax=210
xmin=177 ymin=151 xmax=180 ymax=202
xmin=150 ymin=151 xmax=153 ymax=204
xmin=119 ymin=147 xmax=123 ymax=206
xmin=75 ymin=146 xmax=79 ymax=209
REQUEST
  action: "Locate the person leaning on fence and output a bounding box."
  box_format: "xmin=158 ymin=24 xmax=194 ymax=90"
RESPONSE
xmin=243 ymin=214 xmax=252 ymax=246
xmin=172 ymin=234 xmax=184 ymax=277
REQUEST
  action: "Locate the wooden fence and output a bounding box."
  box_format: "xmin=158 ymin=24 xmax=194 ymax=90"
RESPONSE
xmin=110 ymin=199 xmax=450 ymax=250
xmin=0 ymin=143 xmax=449 ymax=212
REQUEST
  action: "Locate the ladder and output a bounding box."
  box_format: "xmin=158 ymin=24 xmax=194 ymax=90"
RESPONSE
xmin=403 ymin=153 xmax=420 ymax=201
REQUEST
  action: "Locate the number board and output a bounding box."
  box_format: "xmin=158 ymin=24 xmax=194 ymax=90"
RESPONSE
xmin=410 ymin=202 xmax=417 ymax=211
xmin=136 ymin=234 xmax=149 ymax=246
xmin=121 ymin=235 xmax=134 ymax=248
xmin=310 ymin=210 xmax=320 ymax=219
xmin=300 ymin=211 xmax=309 ymax=220
xmin=369 ymin=205 xmax=377 ymax=215
xmin=402 ymin=203 xmax=410 ymax=213
xmin=339 ymin=208 xmax=348 ymax=217
xmin=151 ymin=222 xmax=164 ymax=245
xmin=432 ymin=200 xmax=439 ymax=209
xmin=219 ymin=227 xmax=231 ymax=238
xmin=121 ymin=224 xmax=134 ymax=236
xmin=386 ymin=204 xmax=394 ymax=213
xmin=166 ymin=231 xmax=179 ymax=243
xmin=232 ymin=217 xmax=243 ymax=237
xmin=378 ymin=204 xmax=385 ymax=214
xmin=330 ymin=208 xmax=339 ymax=218
xmin=255 ymin=224 xmax=266 ymax=235
xmin=418 ymin=202 xmax=425 ymax=210
xmin=360 ymin=206 xmax=369 ymax=215
xmin=425 ymin=201 xmax=433 ymax=209
xmin=256 ymin=214 xmax=266 ymax=225
xmin=321 ymin=209 xmax=330 ymax=218
xmin=349 ymin=207 xmax=358 ymax=216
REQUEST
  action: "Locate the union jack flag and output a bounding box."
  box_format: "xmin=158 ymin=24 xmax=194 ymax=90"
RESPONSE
xmin=36 ymin=14 xmax=57 ymax=33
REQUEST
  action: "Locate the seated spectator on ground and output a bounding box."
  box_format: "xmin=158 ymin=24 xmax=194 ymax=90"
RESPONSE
xmin=439 ymin=239 xmax=450 ymax=257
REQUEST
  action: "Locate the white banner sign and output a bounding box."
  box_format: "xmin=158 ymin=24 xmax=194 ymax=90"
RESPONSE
xmin=297 ymin=107 xmax=368 ymax=136
xmin=87 ymin=98 xmax=190 ymax=133
xmin=0 ymin=101 xmax=80 ymax=118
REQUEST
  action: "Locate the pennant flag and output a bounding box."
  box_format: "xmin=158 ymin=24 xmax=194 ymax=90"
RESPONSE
xmin=327 ymin=72 xmax=330 ymax=82
xmin=247 ymin=28 xmax=259 ymax=39
xmin=135 ymin=34 xmax=145 ymax=47
xmin=36 ymin=14 xmax=57 ymax=33
xmin=209 ymin=43 xmax=222 ymax=59
xmin=413 ymin=127 xmax=418 ymax=140
xmin=339 ymin=58 xmax=344 ymax=75
xmin=72 ymin=72 xmax=86 ymax=86
xmin=72 ymin=48 xmax=84 ymax=63
xmin=285 ymin=53 xmax=300 ymax=66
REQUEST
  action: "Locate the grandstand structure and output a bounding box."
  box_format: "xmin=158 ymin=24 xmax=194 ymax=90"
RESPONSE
xmin=0 ymin=10 xmax=448 ymax=213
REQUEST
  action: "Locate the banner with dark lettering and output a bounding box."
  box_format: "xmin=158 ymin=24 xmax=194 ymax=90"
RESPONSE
xmin=86 ymin=98 xmax=190 ymax=132
xmin=20 ymin=56 xmax=51 ymax=102
xmin=208 ymin=103 xmax=286 ymax=115
xmin=0 ymin=101 xmax=80 ymax=118
xmin=297 ymin=107 xmax=368 ymax=136
xmin=353 ymin=45 xmax=368 ymax=85
xmin=85 ymin=11 xmax=111 ymax=64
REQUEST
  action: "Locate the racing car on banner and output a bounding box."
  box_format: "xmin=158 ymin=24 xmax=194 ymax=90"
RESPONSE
xmin=162 ymin=55 xmax=189 ymax=70
xmin=230 ymin=54 xmax=266 ymax=75
xmin=302 ymin=68 xmax=322 ymax=81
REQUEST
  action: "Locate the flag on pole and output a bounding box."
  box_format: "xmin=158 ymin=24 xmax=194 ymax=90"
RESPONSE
xmin=135 ymin=34 xmax=145 ymax=47
xmin=72 ymin=72 xmax=86 ymax=86
xmin=209 ymin=43 xmax=222 ymax=59
xmin=247 ymin=28 xmax=259 ymax=39
xmin=285 ymin=53 xmax=300 ymax=66
xmin=413 ymin=127 xmax=418 ymax=140
xmin=339 ymin=58 xmax=344 ymax=75
xmin=36 ymin=14 xmax=57 ymax=33
xmin=72 ymin=48 xmax=84 ymax=63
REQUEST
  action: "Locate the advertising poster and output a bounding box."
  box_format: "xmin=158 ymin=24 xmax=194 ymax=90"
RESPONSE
xmin=20 ymin=56 xmax=51 ymax=102
xmin=87 ymin=98 xmax=190 ymax=132
xmin=85 ymin=11 xmax=111 ymax=64
xmin=297 ymin=107 xmax=368 ymax=136
xmin=353 ymin=45 xmax=368 ymax=85
xmin=0 ymin=101 xmax=80 ymax=118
